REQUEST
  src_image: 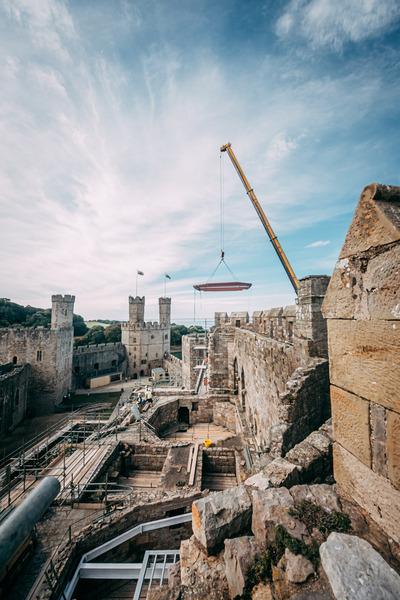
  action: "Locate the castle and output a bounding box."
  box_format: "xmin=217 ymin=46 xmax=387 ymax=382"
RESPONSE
xmin=121 ymin=296 xmax=171 ymax=379
xmin=0 ymin=294 xmax=171 ymax=420
xmin=0 ymin=295 xmax=75 ymax=415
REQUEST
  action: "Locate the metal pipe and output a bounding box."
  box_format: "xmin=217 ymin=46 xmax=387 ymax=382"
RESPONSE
xmin=0 ymin=476 xmax=60 ymax=581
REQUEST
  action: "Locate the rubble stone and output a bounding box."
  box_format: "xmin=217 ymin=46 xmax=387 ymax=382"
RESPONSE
xmin=320 ymin=532 xmax=400 ymax=600
xmin=284 ymin=548 xmax=315 ymax=583
xmin=224 ymin=536 xmax=260 ymax=599
xmin=289 ymin=484 xmax=342 ymax=513
xmin=251 ymin=582 xmax=273 ymax=599
xmin=251 ymin=487 xmax=308 ymax=546
xmin=192 ymin=485 xmax=252 ymax=554
xmin=180 ymin=536 xmax=229 ymax=599
xmin=262 ymin=457 xmax=300 ymax=487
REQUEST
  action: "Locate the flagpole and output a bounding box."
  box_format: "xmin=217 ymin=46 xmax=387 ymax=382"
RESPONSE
xmin=136 ymin=272 xmax=138 ymax=297
xmin=164 ymin=276 xmax=166 ymax=298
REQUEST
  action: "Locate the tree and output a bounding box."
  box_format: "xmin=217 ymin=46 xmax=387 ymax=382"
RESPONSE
xmin=73 ymin=314 xmax=88 ymax=337
xmin=74 ymin=325 xmax=105 ymax=347
xmin=104 ymin=323 xmax=121 ymax=343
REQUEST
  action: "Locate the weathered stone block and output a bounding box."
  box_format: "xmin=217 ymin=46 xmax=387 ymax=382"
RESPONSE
xmin=289 ymin=484 xmax=342 ymax=513
xmin=261 ymin=457 xmax=300 ymax=488
xmin=338 ymin=183 xmax=400 ymax=259
xmin=224 ymin=536 xmax=260 ymax=599
xmin=327 ymin=319 xmax=400 ymax=412
xmin=370 ymin=402 xmax=388 ymax=477
xmin=320 ymin=532 xmax=400 ymax=600
xmin=331 ymin=386 xmax=371 ymax=467
xmin=192 ymin=486 xmax=252 ymax=554
xmin=251 ymin=487 xmax=308 ymax=547
xmin=245 ymin=472 xmax=271 ymax=491
xmin=387 ymin=409 xmax=400 ymax=490
xmin=284 ymin=548 xmax=314 ymax=583
xmin=322 ymin=244 xmax=400 ymax=321
xmin=334 ymin=443 xmax=400 ymax=544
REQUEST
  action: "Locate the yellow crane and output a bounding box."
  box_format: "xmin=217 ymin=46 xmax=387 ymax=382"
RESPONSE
xmin=220 ymin=142 xmax=300 ymax=294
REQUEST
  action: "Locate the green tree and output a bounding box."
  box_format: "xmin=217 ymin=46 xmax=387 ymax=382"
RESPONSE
xmin=104 ymin=323 xmax=121 ymax=343
xmin=74 ymin=325 xmax=106 ymax=347
xmin=73 ymin=314 xmax=88 ymax=337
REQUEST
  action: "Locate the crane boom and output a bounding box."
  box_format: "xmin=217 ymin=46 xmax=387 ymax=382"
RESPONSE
xmin=220 ymin=142 xmax=300 ymax=294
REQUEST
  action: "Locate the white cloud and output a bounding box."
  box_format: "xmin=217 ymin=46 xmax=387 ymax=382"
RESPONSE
xmin=276 ymin=0 xmax=400 ymax=50
xmin=306 ymin=240 xmax=331 ymax=248
xmin=0 ymin=1 xmax=399 ymax=320
xmin=266 ymin=132 xmax=299 ymax=161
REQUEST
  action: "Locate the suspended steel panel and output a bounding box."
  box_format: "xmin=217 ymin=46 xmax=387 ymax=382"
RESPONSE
xmin=193 ymin=281 xmax=252 ymax=292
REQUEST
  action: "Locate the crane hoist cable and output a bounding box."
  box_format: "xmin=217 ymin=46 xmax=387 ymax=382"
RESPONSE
xmin=193 ymin=152 xmax=252 ymax=293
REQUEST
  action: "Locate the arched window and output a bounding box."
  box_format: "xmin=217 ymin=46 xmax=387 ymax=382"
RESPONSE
xmin=12 ymin=356 xmax=17 ymax=365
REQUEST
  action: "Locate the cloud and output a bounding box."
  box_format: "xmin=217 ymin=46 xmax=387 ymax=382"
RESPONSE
xmin=276 ymin=0 xmax=400 ymax=50
xmin=266 ymin=132 xmax=300 ymax=161
xmin=306 ymin=240 xmax=331 ymax=248
xmin=0 ymin=1 xmax=399 ymax=320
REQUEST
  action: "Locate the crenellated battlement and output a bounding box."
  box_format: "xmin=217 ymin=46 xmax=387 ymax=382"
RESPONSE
xmin=73 ymin=342 xmax=125 ymax=355
xmin=122 ymin=321 xmax=169 ymax=332
xmin=51 ymin=294 xmax=75 ymax=303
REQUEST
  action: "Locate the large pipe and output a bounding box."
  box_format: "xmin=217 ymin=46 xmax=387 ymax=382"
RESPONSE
xmin=0 ymin=476 xmax=60 ymax=580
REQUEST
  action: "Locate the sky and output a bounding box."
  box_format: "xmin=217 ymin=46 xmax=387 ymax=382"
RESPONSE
xmin=1 ymin=0 xmax=400 ymax=324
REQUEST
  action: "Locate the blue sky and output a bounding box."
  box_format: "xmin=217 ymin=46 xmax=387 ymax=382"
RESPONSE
xmin=1 ymin=0 xmax=399 ymax=323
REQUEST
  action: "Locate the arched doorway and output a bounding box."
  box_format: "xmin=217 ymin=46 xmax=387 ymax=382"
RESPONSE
xmin=240 ymin=368 xmax=246 ymax=411
xmin=233 ymin=358 xmax=238 ymax=395
xmin=140 ymin=370 xmax=145 ymax=377
xmin=178 ymin=406 xmax=190 ymax=426
xmin=132 ymin=373 xmax=138 ymax=380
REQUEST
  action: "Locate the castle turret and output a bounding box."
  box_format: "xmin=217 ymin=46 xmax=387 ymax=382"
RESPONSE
xmin=129 ymin=296 xmax=145 ymax=324
xmin=294 ymin=275 xmax=330 ymax=358
xmin=51 ymin=295 xmax=75 ymax=330
xmin=159 ymin=297 xmax=171 ymax=326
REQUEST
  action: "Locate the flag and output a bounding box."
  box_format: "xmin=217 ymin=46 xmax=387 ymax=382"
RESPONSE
xmin=165 ymin=274 xmax=171 ymax=280
xmin=137 ymin=270 xmax=144 ymax=276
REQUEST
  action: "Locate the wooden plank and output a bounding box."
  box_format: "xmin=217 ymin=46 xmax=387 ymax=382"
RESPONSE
xmin=188 ymin=444 xmax=199 ymax=486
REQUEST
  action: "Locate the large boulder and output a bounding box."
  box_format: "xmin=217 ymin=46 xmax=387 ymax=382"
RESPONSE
xmin=180 ymin=536 xmax=229 ymax=599
xmin=224 ymin=536 xmax=260 ymax=599
xmin=251 ymin=487 xmax=308 ymax=547
xmin=192 ymin=486 xmax=252 ymax=554
xmin=320 ymin=532 xmax=400 ymax=599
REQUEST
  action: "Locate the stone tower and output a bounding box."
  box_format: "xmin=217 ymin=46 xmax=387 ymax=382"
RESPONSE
xmin=51 ymin=294 xmax=75 ymax=330
xmin=129 ymin=296 xmax=145 ymax=324
xmin=159 ymin=297 xmax=171 ymax=326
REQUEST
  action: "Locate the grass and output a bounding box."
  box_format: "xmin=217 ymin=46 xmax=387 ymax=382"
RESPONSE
xmin=289 ymin=500 xmax=351 ymax=536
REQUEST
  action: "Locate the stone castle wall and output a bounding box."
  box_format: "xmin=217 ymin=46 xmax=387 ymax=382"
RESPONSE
xmin=0 ymin=362 xmax=31 ymax=434
xmin=0 ymin=295 xmax=74 ymax=414
xmin=121 ymin=296 xmax=171 ymax=378
xmin=182 ymin=333 xmax=207 ymax=390
xmin=208 ymin=276 xmax=330 ymax=455
xmin=73 ymin=342 xmax=127 ymax=387
xmin=163 ymin=354 xmax=182 ymax=381
xmin=322 ymin=183 xmax=400 ymax=544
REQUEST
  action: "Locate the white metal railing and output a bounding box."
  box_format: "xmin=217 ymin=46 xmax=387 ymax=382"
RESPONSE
xmin=62 ymin=512 xmax=192 ymax=600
